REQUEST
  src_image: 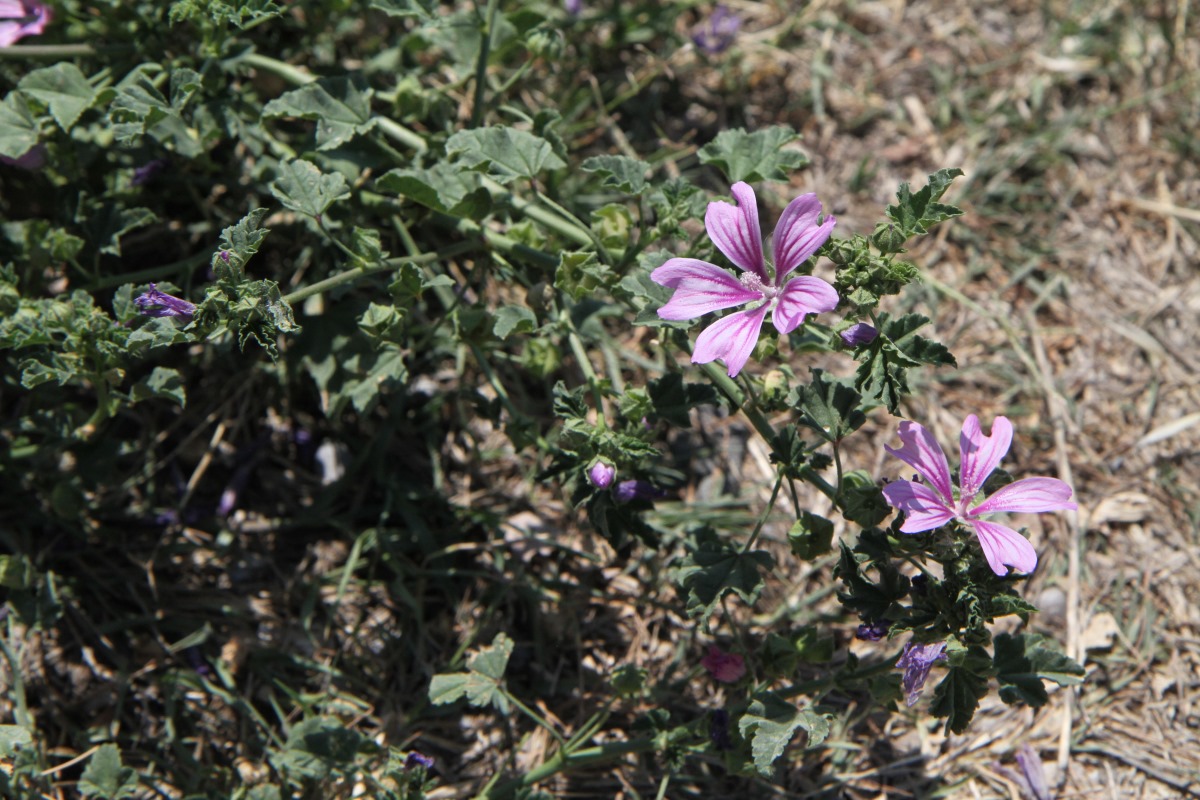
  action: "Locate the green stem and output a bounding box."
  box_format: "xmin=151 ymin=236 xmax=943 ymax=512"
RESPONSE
xmin=480 ymin=738 xmax=657 ymax=800
xmin=0 ymin=43 xmax=127 ymax=58
xmin=85 ymin=252 xmax=210 ymax=291
xmin=481 ymin=177 xmax=593 ymax=247
xmin=504 ymin=691 xmax=565 ymax=746
xmin=564 ymin=321 xmax=607 ymax=432
xmin=281 ymin=248 xmax=468 ymax=305
xmin=470 ymin=0 xmax=500 ymax=128
xmin=742 ymin=475 xmax=783 ymax=553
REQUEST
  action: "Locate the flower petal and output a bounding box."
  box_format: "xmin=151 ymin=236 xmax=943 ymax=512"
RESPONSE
xmin=958 ymin=415 xmax=1012 ymax=501
xmin=771 ymin=275 xmax=839 ymax=333
xmin=651 ymin=258 xmax=761 ymax=320
xmin=692 ymin=303 xmax=770 ymax=377
xmin=970 ymin=519 xmax=1038 ymax=575
xmin=883 ymin=421 xmax=954 ymax=505
xmin=970 ymin=477 xmax=1077 ymax=517
xmin=772 ymin=193 xmax=836 ymax=281
xmin=704 ymin=182 xmax=765 ymax=278
xmin=881 ymin=480 xmax=956 ymax=532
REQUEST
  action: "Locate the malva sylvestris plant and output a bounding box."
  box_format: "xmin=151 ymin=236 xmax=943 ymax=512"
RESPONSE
xmin=652 ymin=182 xmax=839 ymax=377
xmin=881 ymin=414 xmax=1077 ymax=576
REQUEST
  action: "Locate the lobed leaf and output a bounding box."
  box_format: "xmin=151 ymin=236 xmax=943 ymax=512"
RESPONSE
xmin=697 ymin=126 xmax=809 ymax=183
xmin=446 ymin=127 xmax=565 ymax=184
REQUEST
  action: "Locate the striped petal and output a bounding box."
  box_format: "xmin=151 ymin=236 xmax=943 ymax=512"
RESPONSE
xmin=881 ymin=480 xmax=956 ymax=533
xmin=970 ymin=477 xmax=1077 ymax=517
xmin=651 ymin=258 xmax=761 ymax=321
xmin=772 ymin=275 xmax=839 ymax=334
xmin=883 ymin=421 xmax=954 ymax=506
xmin=772 ymin=193 xmax=836 ymax=282
xmin=970 ymin=519 xmax=1038 ymax=575
xmin=958 ymin=415 xmax=1012 ymax=501
xmin=704 ymin=182 xmax=765 ymax=279
xmin=692 ymin=304 xmax=771 ymax=377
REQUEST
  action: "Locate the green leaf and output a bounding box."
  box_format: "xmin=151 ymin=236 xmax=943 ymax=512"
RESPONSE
xmin=930 ymin=645 xmax=992 ymax=734
xmin=697 ymin=126 xmax=809 ymax=183
xmin=493 ymin=305 xmax=537 ymax=339
xmin=377 ymin=162 xmax=490 ymax=217
xmin=18 ymin=63 xmax=98 ymax=132
xmin=834 ymin=539 xmax=910 ymax=622
xmin=555 ymin=250 xmax=615 ymax=301
xmin=0 ymin=725 xmax=32 ymax=758
xmin=129 ymin=367 xmax=186 ymax=407
xmin=79 ymin=744 xmax=138 ymax=800
xmin=429 ymin=632 xmax=514 ymax=714
xmin=738 ymin=692 xmax=831 ymax=777
xmin=787 ymin=512 xmax=834 ymax=559
xmin=270 ymin=159 xmax=351 ymax=219
xmin=370 ymin=0 xmax=435 ymax=18
xmin=885 ymin=168 xmax=964 ymax=239
xmin=262 ymin=76 xmax=377 ymax=150
xmin=107 ymin=67 xmax=202 ymax=157
xmin=673 ymin=531 xmax=774 ymax=621
xmin=853 ymin=313 xmax=955 ymax=414
xmin=269 ymin=717 xmax=365 ymax=781
xmin=0 ymin=554 xmax=36 ymax=589
xmin=213 ymin=208 xmax=270 ymax=282
xmin=581 ymin=155 xmax=649 ymax=195
xmin=446 ymin=127 xmax=566 ymax=184
xmin=646 ymin=373 xmax=717 ymax=428
xmin=0 ymin=92 xmax=39 ymax=159
xmin=839 ymin=470 xmax=891 ymax=528
xmin=793 ymin=368 xmax=865 ymax=443
xmin=994 ymin=633 xmax=1085 ymax=707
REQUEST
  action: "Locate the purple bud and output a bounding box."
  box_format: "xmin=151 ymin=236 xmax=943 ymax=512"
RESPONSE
xmin=840 ymin=323 xmax=879 ymax=347
xmin=134 ymin=283 xmax=196 ymax=320
xmin=564 ymin=0 xmax=582 ymax=14
xmin=614 ymin=479 xmax=663 ymax=504
xmin=896 ymin=641 xmax=947 ymax=706
xmin=131 ymin=158 xmax=169 ymax=186
xmin=855 ymin=620 xmax=889 ymax=641
xmin=692 ymin=5 xmax=740 ymax=55
xmin=405 ymin=751 xmax=434 ymax=770
xmin=219 ymin=250 xmax=231 ymax=263
xmin=588 ymin=461 xmax=616 ymax=489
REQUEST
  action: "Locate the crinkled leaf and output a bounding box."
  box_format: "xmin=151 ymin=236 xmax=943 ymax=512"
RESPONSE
xmin=269 ymin=717 xmax=365 ymax=781
xmin=834 ymin=540 xmax=910 ymax=622
xmin=697 ymin=126 xmax=809 ymax=183
xmin=555 ymin=250 xmax=615 ymax=301
xmin=994 ymin=633 xmax=1085 ymax=707
xmin=793 ymin=368 xmax=865 ymax=443
xmin=213 ymin=208 xmax=270 ymax=282
xmin=169 ymin=0 xmax=283 ymax=28
xmin=18 ymin=63 xmax=98 ymax=132
xmin=126 ymin=317 xmax=191 ymax=353
xmin=493 ymin=305 xmax=537 ymax=339
xmin=0 ymin=725 xmax=32 ymax=758
xmin=262 ymin=76 xmax=377 ymax=150
xmin=930 ymin=645 xmax=992 ymax=734
xmin=79 ymin=744 xmax=138 ymax=800
xmin=853 ymin=313 xmax=955 ymax=414
xmin=673 ymin=532 xmax=773 ymax=622
xmin=107 ymin=68 xmax=202 ymax=157
xmin=591 ymin=203 xmax=633 ymax=252
xmin=738 ymin=692 xmax=831 ymax=777
xmin=581 ymin=155 xmax=649 ymax=195
xmin=271 ymin=159 xmax=351 ymax=219
xmin=429 ymin=633 xmax=513 ymax=714
xmin=839 ymin=470 xmax=892 ymax=528
xmin=788 ymin=511 xmax=834 ymax=559
xmin=377 ymin=162 xmax=490 ymax=217
xmin=885 ymin=168 xmax=964 ymax=238
xmin=0 ymin=92 xmax=39 ymax=159
xmin=446 ymin=127 xmax=565 ymax=184
xmin=646 ymin=373 xmax=717 ymax=428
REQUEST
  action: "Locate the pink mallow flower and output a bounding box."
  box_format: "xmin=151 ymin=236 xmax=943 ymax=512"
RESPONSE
xmin=881 ymin=415 xmax=1077 ymax=576
xmin=0 ymin=0 xmax=51 ymax=47
xmin=652 ymin=182 xmax=839 ymax=377
xmin=701 ymin=645 xmax=746 ymax=683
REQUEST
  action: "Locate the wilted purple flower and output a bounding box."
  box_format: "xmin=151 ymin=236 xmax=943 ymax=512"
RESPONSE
xmin=709 ymin=709 xmax=733 ymax=751
xmin=692 ymin=5 xmax=740 ymax=54
xmin=856 ymin=620 xmax=889 ymax=641
xmin=405 ymin=751 xmax=434 ymax=770
xmin=896 ymin=640 xmax=947 ymax=706
xmin=0 ymin=0 xmax=51 ymax=46
xmin=701 ymin=645 xmax=746 ymax=683
xmin=563 ymin=0 xmax=582 ymax=13
xmin=0 ymin=144 xmax=46 ymax=170
xmin=652 ymin=182 xmax=838 ymax=377
xmin=881 ymin=415 xmax=1077 ymax=576
xmin=135 ymin=283 xmax=196 ymax=320
xmin=588 ymin=461 xmax=616 ymax=489
xmin=613 ymin=479 xmax=662 ymax=504
xmin=840 ymin=322 xmax=878 ymax=347
xmin=132 ymin=158 xmax=169 ymax=186
xmin=1016 ymin=744 xmax=1051 ymax=800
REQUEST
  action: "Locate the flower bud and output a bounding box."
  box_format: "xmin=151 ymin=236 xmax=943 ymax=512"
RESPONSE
xmin=587 ymin=461 xmax=615 ymax=489
xmin=872 ymin=222 xmax=908 ymax=254
xmin=840 ymin=322 xmax=878 ymax=347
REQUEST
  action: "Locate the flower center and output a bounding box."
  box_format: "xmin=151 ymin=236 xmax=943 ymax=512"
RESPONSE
xmin=739 ymin=271 xmax=778 ymax=299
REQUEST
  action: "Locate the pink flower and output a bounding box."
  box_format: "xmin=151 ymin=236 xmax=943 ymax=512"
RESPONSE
xmin=881 ymin=415 xmax=1077 ymax=576
xmin=701 ymin=645 xmax=746 ymax=683
xmin=0 ymin=0 xmax=51 ymax=47
xmin=652 ymin=182 xmax=839 ymax=377
xmin=587 ymin=460 xmax=615 ymax=489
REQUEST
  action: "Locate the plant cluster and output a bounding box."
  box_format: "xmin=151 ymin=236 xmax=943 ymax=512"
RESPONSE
xmin=0 ymin=1 xmax=1082 ymax=797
